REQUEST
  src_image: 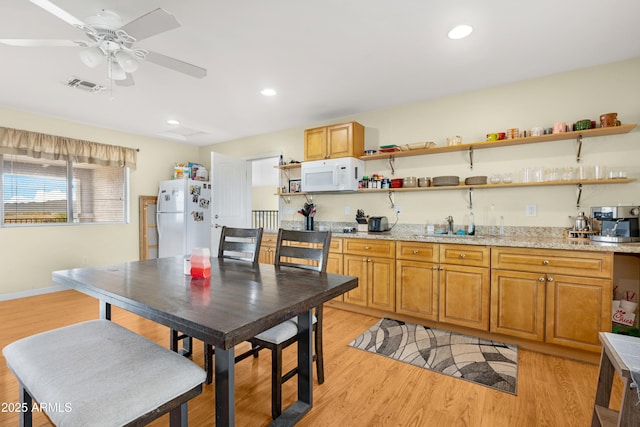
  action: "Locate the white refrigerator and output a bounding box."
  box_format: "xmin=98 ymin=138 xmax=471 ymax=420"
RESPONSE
xmin=157 ymin=179 xmax=211 ymax=258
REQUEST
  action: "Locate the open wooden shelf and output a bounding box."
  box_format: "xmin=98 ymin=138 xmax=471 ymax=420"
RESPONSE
xmin=356 ymin=178 xmax=635 ymax=193
xmin=358 ymin=124 xmax=637 ymax=161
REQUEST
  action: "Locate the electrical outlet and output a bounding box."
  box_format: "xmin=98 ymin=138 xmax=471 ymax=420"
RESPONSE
xmin=395 ymin=205 xmax=402 ymax=215
xmin=525 ymin=204 xmax=537 ymax=217
xmin=344 ymin=206 xmax=351 ymax=215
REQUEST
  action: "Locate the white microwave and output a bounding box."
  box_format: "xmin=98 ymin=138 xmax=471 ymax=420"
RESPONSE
xmin=301 ymin=157 xmax=365 ymax=192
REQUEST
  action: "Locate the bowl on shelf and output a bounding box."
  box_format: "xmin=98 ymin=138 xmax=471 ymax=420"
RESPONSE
xmin=464 ymin=176 xmax=487 ymax=185
xmin=432 ymin=176 xmax=460 ymax=187
xmin=390 ymin=178 xmax=403 ymax=188
xmin=364 ymin=149 xmax=377 ymax=156
xmin=418 ymin=177 xmax=430 ymax=187
xmin=403 ymin=176 xmax=417 ymax=188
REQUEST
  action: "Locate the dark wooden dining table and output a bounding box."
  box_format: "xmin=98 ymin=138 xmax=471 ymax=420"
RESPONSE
xmin=52 ymin=256 xmax=358 ymax=426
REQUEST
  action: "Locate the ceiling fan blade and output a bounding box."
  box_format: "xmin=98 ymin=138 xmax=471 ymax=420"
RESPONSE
xmin=29 ymin=0 xmax=85 ymax=27
xmin=0 ymin=39 xmax=88 ymax=47
xmin=120 ymin=8 xmax=180 ymax=42
xmin=116 ymin=74 xmax=135 ymax=87
xmin=145 ymin=51 xmax=207 ymax=78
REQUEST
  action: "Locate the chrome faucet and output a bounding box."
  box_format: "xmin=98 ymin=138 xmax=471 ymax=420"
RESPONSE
xmin=445 ymin=216 xmax=454 ymax=234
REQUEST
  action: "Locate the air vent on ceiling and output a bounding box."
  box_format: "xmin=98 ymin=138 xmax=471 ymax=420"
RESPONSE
xmin=166 ymin=127 xmax=206 ymax=137
xmin=66 ymin=77 xmax=106 ymax=93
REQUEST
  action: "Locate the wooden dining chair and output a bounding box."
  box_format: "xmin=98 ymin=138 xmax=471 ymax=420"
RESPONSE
xmin=249 ymin=228 xmax=331 ymax=419
xmin=173 ymin=226 xmax=264 ymax=384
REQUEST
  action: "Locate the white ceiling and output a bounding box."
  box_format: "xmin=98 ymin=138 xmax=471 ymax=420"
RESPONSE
xmin=1 ymin=0 xmax=639 ymax=146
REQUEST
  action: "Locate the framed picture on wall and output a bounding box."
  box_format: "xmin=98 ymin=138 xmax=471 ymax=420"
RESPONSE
xmin=289 ymin=179 xmax=302 ymax=193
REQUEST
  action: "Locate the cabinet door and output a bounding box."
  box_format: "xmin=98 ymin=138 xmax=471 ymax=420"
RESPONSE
xmin=327 ymin=122 xmax=354 ymax=159
xmin=396 ymin=260 xmax=438 ymax=321
xmin=491 ymin=270 xmax=546 ymax=341
xmin=546 ymin=274 xmax=612 ymax=352
xmin=258 ymin=233 xmax=277 ymax=264
xmin=369 ymin=257 xmax=395 ymax=311
xmin=439 ymin=265 xmax=490 ymax=331
xmin=304 ymin=127 xmax=328 ymax=161
xmin=343 ymin=254 xmax=368 ymax=307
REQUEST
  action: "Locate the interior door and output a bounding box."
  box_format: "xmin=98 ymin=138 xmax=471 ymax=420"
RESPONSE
xmin=210 ymin=152 xmax=250 ymax=255
xmin=139 ymin=195 xmax=159 ymax=260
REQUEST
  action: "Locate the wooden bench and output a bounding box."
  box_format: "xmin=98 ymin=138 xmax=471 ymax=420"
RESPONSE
xmin=3 ymin=320 xmax=206 ymax=426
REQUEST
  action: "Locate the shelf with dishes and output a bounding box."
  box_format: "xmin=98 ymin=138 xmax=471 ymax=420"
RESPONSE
xmin=356 ymin=178 xmax=636 ymax=192
xmin=359 ymin=124 xmax=637 ymax=163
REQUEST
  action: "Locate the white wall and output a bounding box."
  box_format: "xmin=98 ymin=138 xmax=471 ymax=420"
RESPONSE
xmin=200 ymin=58 xmax=640 ymax=230
xmin=0 ymin=109 xmax=199 ymax=295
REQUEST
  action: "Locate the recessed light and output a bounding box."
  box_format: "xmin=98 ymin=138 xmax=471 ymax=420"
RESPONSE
xmin=448 ymin=25 xmax=473 ymax=40
xmin=260 ymin=88 xmax=277 ymax=96
xmin=166 ymin=119 xmax=180 ymax=125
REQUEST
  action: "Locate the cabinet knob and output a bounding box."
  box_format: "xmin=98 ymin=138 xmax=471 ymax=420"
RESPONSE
xmin=432 ymin=266 xmax=438 ymax=270
xmin=439 ymin=266 xmax=444 ymax=271
xmin=367 ymin=259 xmax=372 ymax=263
xmin=543 ymin=260 xmax=549 ymax=265
xmin=459 ymin=253 xmax=466 ymax=258
xmin=538 ymin=277 xmax=546 ymax=282
xmin=547 ymin=277 xmax=554 ymax=282
xmin=365 ymin=246 xmax=370 ymax=250
xmin=413 ymin=250 xmax=419 ymax=254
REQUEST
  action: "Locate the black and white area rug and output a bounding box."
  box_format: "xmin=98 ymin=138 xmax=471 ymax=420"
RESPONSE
xmin=349 ymin=318 xmax=518 ymax=394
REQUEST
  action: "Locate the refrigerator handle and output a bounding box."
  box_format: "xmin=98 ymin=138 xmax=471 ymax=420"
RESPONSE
xmin=156 ymin=212 xmax=162 ymax=240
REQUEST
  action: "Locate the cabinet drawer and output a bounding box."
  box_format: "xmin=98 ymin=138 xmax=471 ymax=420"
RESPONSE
xmin=491 ymin=247 xmax=612 ymax=279
xmin=261 ymin=233 xmax=277 ymax=247
xmin=396 ymin=241 xmax=438 ymax=262
xmin=440 ymin=244 xmax=489 ymax=267
xmin=330 ymin=237 xmax=343 ymax=254
xmin=343 ymin=239 xmax=395 ymax=258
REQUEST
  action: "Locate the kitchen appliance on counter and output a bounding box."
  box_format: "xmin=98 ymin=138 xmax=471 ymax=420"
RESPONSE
xmin=157 ymin=179 xmax=211 ymax=258
xmin=368 ymin=216 xmax=390 ymax=232
xmin=590 ymin=205 xmax=640 ymax=243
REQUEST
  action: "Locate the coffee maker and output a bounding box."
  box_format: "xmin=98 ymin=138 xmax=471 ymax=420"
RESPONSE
xmin=590 ymin=206 xmax=640 ymax=243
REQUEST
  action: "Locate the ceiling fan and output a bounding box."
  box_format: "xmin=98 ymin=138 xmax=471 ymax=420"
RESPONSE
xmin=0 ymin=0 xmax=207 ymax=86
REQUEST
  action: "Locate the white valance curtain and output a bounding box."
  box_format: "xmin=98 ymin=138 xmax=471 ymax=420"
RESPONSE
xmin=0 ymin=126 xmax=137 ymax=169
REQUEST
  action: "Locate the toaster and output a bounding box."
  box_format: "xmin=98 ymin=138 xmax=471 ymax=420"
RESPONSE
xmin=368 ymin=216 xmax=390 ymax=232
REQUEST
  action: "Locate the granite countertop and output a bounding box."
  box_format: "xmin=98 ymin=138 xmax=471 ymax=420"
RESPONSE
xmin=276 ymin=222 xmax=640 ymax=254
xmin=331 ymin=231 xmax=640 ymax=254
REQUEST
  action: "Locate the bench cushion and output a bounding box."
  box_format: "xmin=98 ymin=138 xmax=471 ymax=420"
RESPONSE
xmin=3 ymin=320 xmax=206 ymax=426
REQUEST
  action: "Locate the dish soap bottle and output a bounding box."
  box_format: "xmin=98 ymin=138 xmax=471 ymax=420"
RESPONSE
xmin=468 ymin=210 xmax=475 ymax=236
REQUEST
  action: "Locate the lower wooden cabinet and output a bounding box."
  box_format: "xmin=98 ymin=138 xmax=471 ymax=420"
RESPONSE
xmin=491 ymin=270 xmax=546 ymax=341
xmin=439 ymin=264 xmax=490 ymax=331
xmin=343 ymin=254 xmax=395 ymax=311
xmin=258 ymin=232 xmax=277 ymax=264
xmin=395 ymin=259 xmax=438 ymax=321
xmin=546 ymin=274 xmax=611 ymax=352
xmin=491 ymin=247 xmax=613 ymax=352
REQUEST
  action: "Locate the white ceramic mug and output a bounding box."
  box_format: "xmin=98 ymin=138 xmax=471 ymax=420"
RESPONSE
xmin=620 ymin=300 xmax=638 ymax=314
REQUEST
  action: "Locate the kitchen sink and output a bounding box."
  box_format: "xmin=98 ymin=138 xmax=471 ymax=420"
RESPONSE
xmin=412 ymin=233 xmax=478 ymax=239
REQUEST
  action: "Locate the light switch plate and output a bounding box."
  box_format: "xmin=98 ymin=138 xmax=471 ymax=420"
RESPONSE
xmin=525 ymin=204 xmax=537 ymax=216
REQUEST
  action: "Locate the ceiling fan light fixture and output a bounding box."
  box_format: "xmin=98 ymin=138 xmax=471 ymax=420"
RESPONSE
xmin=79 ymin=47 xmax=105 ymax=68
xmin=260 ymin=88 xmax=277 ymax=97
xmin=108 ymin=61 xmax=127 ymax=81
xmin=115 ymin=50 xmax=139 ymax=73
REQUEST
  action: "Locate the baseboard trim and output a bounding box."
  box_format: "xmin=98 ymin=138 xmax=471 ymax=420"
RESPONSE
xmin=0 ymin=285 xmax=68 ymax=301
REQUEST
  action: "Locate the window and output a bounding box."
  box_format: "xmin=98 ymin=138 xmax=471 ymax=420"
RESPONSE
xmin=1 ymin=154 xmax=128 ymax=226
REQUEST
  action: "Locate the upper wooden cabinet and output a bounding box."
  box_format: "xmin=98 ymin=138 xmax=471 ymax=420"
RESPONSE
xmin=304 ymin=121 xmax=365 ymax=161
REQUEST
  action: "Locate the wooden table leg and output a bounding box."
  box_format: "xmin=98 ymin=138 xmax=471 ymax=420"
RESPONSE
xmin=215 ymin=347 xmax=235 ymax=427
xmin=592 ymin=349 xmax=615 ymax=427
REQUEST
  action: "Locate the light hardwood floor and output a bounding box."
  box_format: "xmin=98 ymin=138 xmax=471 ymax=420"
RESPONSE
xmin=0 ymin=290 xmax=622 ymax=426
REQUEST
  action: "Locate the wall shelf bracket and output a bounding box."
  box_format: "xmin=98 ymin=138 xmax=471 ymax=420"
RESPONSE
xmin=303 ymin=193 xmax=313 ymax=203
xmin=388 ymin=156 xmax=396 ymax=175
xmin=388 ymin=191 xmax=395 ymax=209
xmin=576 ymin=183 xmax=583 ymax=208
xmin=576 ymin=134 xmax=583 ymax=163
xmin=468 ymin=188 xmax=474 ymax=210
xmin=468 ymin=147 xmax=474 ymax=170
xmin=281 ymin=195 xmax=291 ymax=204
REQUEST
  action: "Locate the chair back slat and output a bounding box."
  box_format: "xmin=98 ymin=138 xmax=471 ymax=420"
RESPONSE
xmin=218 ymin=226 xmax=264 ymax=263
xmin=274 ymin=229 xmax=331 ymax=272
